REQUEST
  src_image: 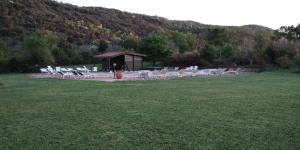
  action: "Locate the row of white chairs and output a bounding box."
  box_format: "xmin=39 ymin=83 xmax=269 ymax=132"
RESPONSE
xmin=185 ymin=66 xmax=198 ymax=71
xmin=40 ymin=66 xmax=99 ymax=79
xmin=137 ymin=68 xmax=239 ymax=79
xmin=41 ymin=66 xmax=98 ymax=74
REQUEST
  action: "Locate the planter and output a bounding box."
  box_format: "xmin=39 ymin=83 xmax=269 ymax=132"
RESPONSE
xmin=115 ymin=70 xmax=123 ymax=79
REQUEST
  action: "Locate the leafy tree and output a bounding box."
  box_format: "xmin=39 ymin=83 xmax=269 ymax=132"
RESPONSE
xmin=207 ymin=27 xmax=229 ymax=46
xmin=218 ymin=43 xmax=234 ymax=65
xmin=138 ymin=33 xmax=171 ymax=65
xmin=0 ymin=38 xmax=6 ymax=64
xmin=171 ymin=31 xmax=197 ymax=52
xmin=68 ymin=50 xmax=84 ymax=64
xmin=253 ymin=30 xmax=271 ymax=65
xmin=97 ymin=40 xmax=108 ymax=52
xmin=121 ymin=36 xmax=139 ymax=50
xmin=275 ymin=24 xmax=300 ymax=41
xmin=24 ymin=35 xmax=55 ymax=66
xmin=200 ymin=44 xmax=217 ymax=64
xmin=52 ymin=48 xmax=71 ymax=65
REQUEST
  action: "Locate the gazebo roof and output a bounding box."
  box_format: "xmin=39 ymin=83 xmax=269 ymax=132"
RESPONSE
xmin=94 ymin=50 xmax=146 ymax=58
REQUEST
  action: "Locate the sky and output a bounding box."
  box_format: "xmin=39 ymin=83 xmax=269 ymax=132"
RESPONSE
xmin=56 ymin=0 xmax=300 ymax=29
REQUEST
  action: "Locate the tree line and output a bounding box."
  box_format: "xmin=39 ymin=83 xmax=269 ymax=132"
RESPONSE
xmin=0 ymin=24 xmax=300 ymax=73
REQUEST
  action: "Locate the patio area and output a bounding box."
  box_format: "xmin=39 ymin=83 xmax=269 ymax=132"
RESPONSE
xmin=33 ymin=66 xmax=260 ymax=82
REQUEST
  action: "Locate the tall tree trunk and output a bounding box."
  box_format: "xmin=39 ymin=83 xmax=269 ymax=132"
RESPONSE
xmin=250 ymin=59 xmax=253 ymax=66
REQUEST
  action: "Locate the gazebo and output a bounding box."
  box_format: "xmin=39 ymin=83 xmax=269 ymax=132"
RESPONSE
xmin=94 ymin=50 xmax=146 ymax=71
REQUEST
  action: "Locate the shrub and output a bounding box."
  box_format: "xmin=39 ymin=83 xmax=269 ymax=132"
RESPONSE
xmin=138 ymin=33 xmax=171 ymax=65
xmin=289 ymin=55 xmax=300 ymax=73
xmin=292 ymin=55 xmax=300 ymax=67
xmin=164 ymin=52 xmax=202 ymax=67
xmin=200 ymin=44 xmax=217 ymax=64
xmin=24 ymin=35 xmax=55 ymax=66
xmin=276 ymin=56 xmax=292 ymax=68
xmin=52 ymin=48 xmax=71 ymax=66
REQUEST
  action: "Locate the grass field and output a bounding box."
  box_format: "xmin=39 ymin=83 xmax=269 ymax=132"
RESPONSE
xmin=0 ymin=72 xmax=299 ymax=149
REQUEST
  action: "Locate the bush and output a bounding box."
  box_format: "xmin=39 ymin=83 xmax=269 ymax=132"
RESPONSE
xmin=164 ymin=52 xmax=202 ymax=67
xmin=24 ymin=35 xmax=55 ymax=66
xmin=292 ymin=55 xmax=300 ymax=67
xmin=52 ymin=48 xmax=72 ymax=66
xmin=0 ymin=38 xmax=6 ymax=65
xmin=289 ymin=55 xmax=300 ymax=73
xmin=276 ymin=56 xmax=292 ymax=68
xmin=200 ymin=44 xmax=217 ymax=64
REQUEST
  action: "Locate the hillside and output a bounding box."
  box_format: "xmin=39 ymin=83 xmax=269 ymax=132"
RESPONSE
xmin=0 ymin=0 xmax=272 ymax=49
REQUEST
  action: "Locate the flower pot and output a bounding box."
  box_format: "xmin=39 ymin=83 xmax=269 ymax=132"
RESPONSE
xmin=115 ymin=70 xmax=123 ymax=79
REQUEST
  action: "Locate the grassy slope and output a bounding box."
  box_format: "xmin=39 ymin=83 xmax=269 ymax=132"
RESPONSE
xmin=0 ymin=72 xmax=299 ymax=149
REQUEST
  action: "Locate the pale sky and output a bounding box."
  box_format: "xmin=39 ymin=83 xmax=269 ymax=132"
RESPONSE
xmin=56 ymin=0 xmax=300 ymax=29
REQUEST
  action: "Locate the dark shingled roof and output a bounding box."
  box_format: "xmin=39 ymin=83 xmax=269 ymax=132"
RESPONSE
xmin=94 ymin=51 xmax=146 ymax=58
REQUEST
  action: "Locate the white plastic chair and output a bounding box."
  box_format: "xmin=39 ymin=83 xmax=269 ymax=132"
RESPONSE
xmin=40 ymin=68 xmax=48 ymax=73
xmin=55 ymin=67 xmax=61 ymax=72
xmin=92 ymin=67 xmax=98 ymax=72
xmin=47 ymin=66 xmax=56 ymax=74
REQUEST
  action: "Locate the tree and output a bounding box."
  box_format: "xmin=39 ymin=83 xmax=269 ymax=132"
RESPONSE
xmin=238 ymin=37 xmax=255 ymax=65
xmin=138 ymin=33 xmax=171 ymax=65
xmin=219 ymin=43 xmax=234 ymax=65
xmin=24 ymin=35 xmax=55 ymax=66
xmin=97 ymin=40 xmax=108 ymax=52
xmin=275 ymin=24 xmax=300 ymax=41
xmin=0 ymin=38 xmax=6 ymax=65
xmin=253 ymin=30 xmax=271 ymax=65
xmin=200 ymin=44 xmax=217 ymax=64
xmin=207 ymin=27 xmax=229 ymax=46
xmin=171 ymin=31 xmax=197 ymax=52
xmin=121 ymin=36 xmax=139 ymax=50
xmin=52 ymin=48 xmax=71 ymax=65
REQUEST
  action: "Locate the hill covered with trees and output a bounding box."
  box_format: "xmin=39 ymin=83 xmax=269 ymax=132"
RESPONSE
xmin=0 ymin=0 xmax=299 ymax=72
xmin=0 ymin=0 xmax=271 ymax=48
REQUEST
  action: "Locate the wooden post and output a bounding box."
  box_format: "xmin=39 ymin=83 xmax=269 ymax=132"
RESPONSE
xmin=133 ymin=55 xmax=135 ymax=71
xmin=108 ymin=58 xmax=111 ymax=71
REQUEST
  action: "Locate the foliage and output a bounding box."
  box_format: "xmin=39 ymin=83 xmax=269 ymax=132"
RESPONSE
xmin=0 ymin=38 xmax=6 ymax=64
xmin=121 ymin=36 xmax=139 ymax=50
xmin=217 ymin=43 xmax=235 ymax=65
xmin=164 ymin=52 xmax=202 ymax=67
xmin=200 ymin=44 xmax=217 ymax=64
xmin=292 ymin=54 xmax=300 ymax=67
xmin=275 ymin=24 xmax=300 ymax=41
xmin=52 ymin=48 xmax=71 ymax=66
xmin=0 ymin=0 xmax=298 ymax=70
xmin=97 ymin=40 xmax=108 ymax=52
xmin=138 ymin=33 xmax=171 ymax=65
xmin=171 ymin=31 xmax=197 ymax=52
xmin=207 ymin=27 xmax=229 ymax=46
xmin=276 ymin=56 xmax=292 ymax=68
xmin=23 ymin=34 xmax=55 ymax=66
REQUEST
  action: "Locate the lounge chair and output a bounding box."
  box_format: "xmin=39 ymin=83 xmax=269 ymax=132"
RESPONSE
xmin=194 ymin=66 xmax=198 ymax=70
xmin=83 ymin=66 xmax=91 ymax=73
xmin=40 ymin=68 xmax=49 ymax=74
xmin=55 ymin=67 xmax=61 ymax=72
xmin=58 ymin=71 xmax=73 ymax=79
xmin=78 ymin=71 xmax=94 ymax=79
xmin=195 ymin=69 xmax=210 ymax=76
xmin=166 ymin=71 xmax=179 ymax=78
xmin=47 ymin=66 xmax=56 ymax=74
xmin=92 ymin=67 xmax=98 ymax=72
xmin=159 ymin=68 xmax=168 ymax=79
xmin=138 ymin=71 xmax=150 ymax=79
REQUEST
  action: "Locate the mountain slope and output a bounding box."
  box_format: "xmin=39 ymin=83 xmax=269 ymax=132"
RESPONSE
xmin=0 ymin=0 xmax=272 ymax=49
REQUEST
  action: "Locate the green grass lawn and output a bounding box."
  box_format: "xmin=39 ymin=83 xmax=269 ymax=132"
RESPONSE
xmin=0 ymin=72 xmax=299 ymax=149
